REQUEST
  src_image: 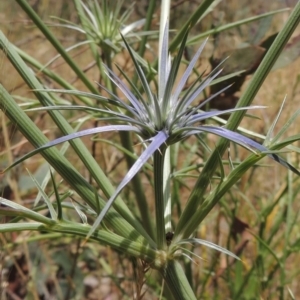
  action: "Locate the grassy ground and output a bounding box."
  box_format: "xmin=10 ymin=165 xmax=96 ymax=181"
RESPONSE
xmin=1 ymin=0 xmax=300 ymax=299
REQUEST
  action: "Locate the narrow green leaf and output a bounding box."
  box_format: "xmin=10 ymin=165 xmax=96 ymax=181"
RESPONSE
xmin=50 ymin=169 xmax=63 ymax=220
xmin=0 ymin=198 xmax=55 ymax=226
xmin=71 ymin=200 xmax=88 ymax=224
xmin=176 ymin=238 xmax=240 ymax=260
xmin=264 ymin=96 xmax=287 ymax=145
xmin=169 ymin=0 xmax=216 ymax=52
xmin=270 ymin=107 xmax=300 ymax=145
xmin=0 ymin=222 xmax=158 ymax=263
xmin=163 ymin=260 xmax=197 ymax=300
xmin=187 ymin=8 xmax=290 ymax=45
xmin=26 ymin=168 xmax=58 ymax=220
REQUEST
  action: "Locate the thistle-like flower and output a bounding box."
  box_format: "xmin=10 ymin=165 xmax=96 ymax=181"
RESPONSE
xmin=30 ymin=23 xmax=299 ymax=238
xmin=55 ymin=0 xmax=148 ymax=53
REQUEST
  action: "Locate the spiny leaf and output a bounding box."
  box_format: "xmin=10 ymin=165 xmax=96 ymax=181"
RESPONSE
xmin=86 ymin=130 xmax=168 ymax=240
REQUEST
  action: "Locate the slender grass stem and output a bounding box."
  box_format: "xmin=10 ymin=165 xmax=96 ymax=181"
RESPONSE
xmin=162 ymin=260 xmax=197 ymax=300
xmin=132 ymin=0 xmax=157 ymax=86
xmin=154 ymin=146 xmax=167 ymax=249
xmin=280 ymin=156 xmax=294 ymax=299
xmin=136 ymin=0 xmax=156 ymax=64
xmin=168 ymin=0 xmax=215 ymax=52
xmin=164 ymin=147 xmax=172 ymax=233
xmin=0 ymin=222 xmax=158 ymax=262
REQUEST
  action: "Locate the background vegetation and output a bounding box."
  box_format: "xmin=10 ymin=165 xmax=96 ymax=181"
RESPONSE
xmin=1 ymin=0 xmax=300 ymax=299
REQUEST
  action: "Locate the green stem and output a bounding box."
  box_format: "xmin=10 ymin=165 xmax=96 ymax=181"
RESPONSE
xmin=280 ymin=158 xmax=294 ymax=298
xmin=132 ymin=0 xmax=157 ymax=86
xmin=187 ymin=8 xmax=289 ymax=45
xmin=0 ymin=222 xmax=158 ymax=263
xmin=162 ymin=260 xmax=196 ymax=300
xmin=137 ymin=0 xmax=156 ymax=58
xmin=164 ymin=147 xmax=172 ymax=233
xmin=154 ymin=146 xmax=167 ymax=249
xmin=168 ymin=0 xmax=215 ymax=52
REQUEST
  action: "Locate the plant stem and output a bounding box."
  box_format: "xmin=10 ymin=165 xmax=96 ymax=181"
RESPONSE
xmin=162 ymin=260 xmax=197 ymax=300
xmin=169 ymin=0 xmax=215 ymax=52
xmin=138 ymin=0 xmax=156 ymax=58
xmin=0 ymin=222 xmax=158 ymax=263
xmin=133 ymin=0 xmax=156 ymax=86
xmin=164 ymin=147 xmax=172 ymax=233
xmin=154 ymin=146 xmax=167 ymax=249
